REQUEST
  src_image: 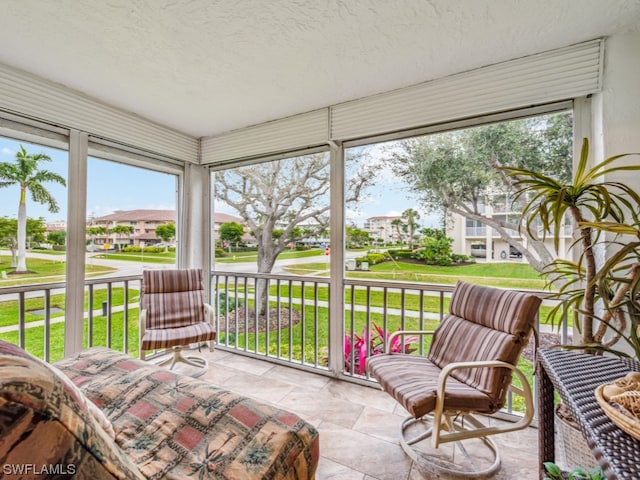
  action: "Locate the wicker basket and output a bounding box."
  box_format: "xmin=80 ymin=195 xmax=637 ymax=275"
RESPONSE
xmin=555 ymin=403 xmax=599 ymax=470
xmin=595 ymin=384 xmax=640 ymax=440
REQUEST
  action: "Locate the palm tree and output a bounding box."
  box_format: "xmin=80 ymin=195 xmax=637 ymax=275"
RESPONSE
xmin=390 ymin=218 xmax=404 ymax=245
xmin=402 ymin=208 xmax=420 ymax=249
xmin=109 ymin=225 xmax=134 ymax=250
xmin=0 ymin=145 xmax=66 ymax=273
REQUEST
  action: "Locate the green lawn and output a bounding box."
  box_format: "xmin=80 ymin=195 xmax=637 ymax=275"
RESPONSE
xmin=279 ymin=283 xmax=560 ymax=323
xmin=0 ymin=309 xmax=140 ymax=363
xmin=0 ymin=256 xmax=115 ymax=287
xmin=285 ymin=260 xmax=549 ymax=290
xmin=91 ymin=251 xmax=176 ymax=264
xmin=0 ymin=287 xmax=139 ymax=328
xmin=215 ymin=248 xmax=325 ymax=263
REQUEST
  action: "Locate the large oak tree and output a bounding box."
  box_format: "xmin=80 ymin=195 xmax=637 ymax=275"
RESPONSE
xmin=215 ymin=151 xmax=376 ymax=314
xmin=390 ymin=112 xmax=572 ymax=274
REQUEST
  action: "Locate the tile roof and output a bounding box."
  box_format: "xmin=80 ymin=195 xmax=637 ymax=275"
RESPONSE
xmin=93 ymin=209 xmax=175 ymax=222
xmin=90 ymin=209 xmax=242 ymax=224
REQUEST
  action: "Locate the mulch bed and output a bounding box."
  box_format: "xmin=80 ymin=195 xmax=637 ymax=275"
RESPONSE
xmin=217 ymin=307 xmax=301 ymax=333
xmin=522 ymin=332 xmax=567 ymax=362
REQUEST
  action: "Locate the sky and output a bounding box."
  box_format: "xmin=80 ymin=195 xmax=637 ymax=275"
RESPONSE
xmin=0 ymin=136 xmax=440 ymax=229
xmin=0 ymin=137 xmax=176 ymax=222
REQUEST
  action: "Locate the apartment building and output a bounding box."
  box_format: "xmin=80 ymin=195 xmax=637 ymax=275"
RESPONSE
xmin=363 ymin=216 xmax=404 ymax=244
xmin=447 ymin=200 xmax=572 ymax=262
xmin=88 ymin=210 xmax=243 ymax=249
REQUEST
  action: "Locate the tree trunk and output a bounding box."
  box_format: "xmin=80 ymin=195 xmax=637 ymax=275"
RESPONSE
xmin=595 ymin=262 xmax=640 ymax=346
xmin=256 ymin=241 xmax=279 ymax=317
xmin=16 ymin=189 xmax=27 ymax=273
xmin=570 ymin=205 xmax=596 ymax=346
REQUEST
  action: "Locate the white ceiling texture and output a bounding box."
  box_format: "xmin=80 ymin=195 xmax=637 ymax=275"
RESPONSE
xmin=1 ymin=0 xmax=639 ymax=139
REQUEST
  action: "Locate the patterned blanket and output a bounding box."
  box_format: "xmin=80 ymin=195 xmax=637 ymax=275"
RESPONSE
xmin=55 ymin=348 xmax=319 ymax=480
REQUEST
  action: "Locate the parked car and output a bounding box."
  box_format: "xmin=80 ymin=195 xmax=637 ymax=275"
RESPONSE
xmin=470 ymin=244 xmax=486 ymax=258
xmin=509 ymin=246 xmax=523 ymax=258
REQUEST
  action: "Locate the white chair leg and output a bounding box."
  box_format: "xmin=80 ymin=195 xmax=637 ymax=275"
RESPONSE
xmin=154 ymin=346 xmax=209 ymax=378
xmin=400 ymin=414 xmax=501 ymax=479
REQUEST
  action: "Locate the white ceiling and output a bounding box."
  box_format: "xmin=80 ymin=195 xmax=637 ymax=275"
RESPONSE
xmin=1 ymin=1 xmax=640 ymax=139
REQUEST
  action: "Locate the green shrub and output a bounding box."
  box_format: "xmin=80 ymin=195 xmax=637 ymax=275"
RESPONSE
xmin=451 ymin=253 xmax=471 ymax=264
xmin=52 ymin=245 xmax=66 ymax=252
xmin=416 ymin=236 xmax=453 ymax=265
xmin=391 ymin=249 xmax=414 ymax=259
xmin=216 ymin=292 xmax=243 ymax=313
xmin=123 ymin=246 xmax=141 ymax=252
xmin=142 ymin=246 xmax=165 ymax=253
xmin=214 ymin=248 xmax=227 ymax=258
xmin=228 ymin=246 xmax=257 ymax=253
xmin=366 ymin=252 xmax=387 ymax=265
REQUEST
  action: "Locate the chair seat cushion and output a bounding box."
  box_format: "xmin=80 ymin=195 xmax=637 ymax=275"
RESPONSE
xmin=141 ymin=321 xmax=216 ymax=350
xmin=367 ymin=353 xmax=497 ymax=419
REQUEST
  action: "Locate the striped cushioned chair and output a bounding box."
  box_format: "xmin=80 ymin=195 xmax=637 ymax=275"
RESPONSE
xmin=139 ymin=268 xmax=216 ymax=378
xmin=367 ymin=281 xmax=541 ymax=478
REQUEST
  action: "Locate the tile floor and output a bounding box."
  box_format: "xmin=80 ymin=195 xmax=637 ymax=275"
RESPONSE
xmin=188 ymin=349 xmax=540 ymax=480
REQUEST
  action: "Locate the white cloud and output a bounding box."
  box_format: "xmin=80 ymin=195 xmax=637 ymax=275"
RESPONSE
xmin=1 ymin=147 xmax=14 ymax=156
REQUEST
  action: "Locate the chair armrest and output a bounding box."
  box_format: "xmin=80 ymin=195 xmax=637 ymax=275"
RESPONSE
xmin=204 ymin=303 xmax=215 ymax=324
xmin=203 ymin=303 xmax=216 ymax=351
xmin=139 ymin=309 xmax=147 ymax=335
xmin=386 ymin=330 xmax=436 ymax=353
xmin=430 ymin=359 xmax=535 ymax=447
xmin=139 ymin=309 xmax=147 ymax=359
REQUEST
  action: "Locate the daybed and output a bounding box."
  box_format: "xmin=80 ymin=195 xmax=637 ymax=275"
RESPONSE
xmin=0 ymin=341 xmax=319 ymax=479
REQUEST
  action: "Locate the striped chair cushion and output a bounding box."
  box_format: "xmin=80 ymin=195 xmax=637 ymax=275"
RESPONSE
xmin=367 ymin=281 xmax=541 ymax=419
xmin=448 ymin=280 xmax=540 ymax=338
xmin=427 ymin=281 xmax=541 ymax=406
xmin=367 ymin=353 xmax=495 ymax=419
xmin=140 ymin=321 xmax=216 ymax=351
xmin=142 ymin=269 xmax=205 ymax=329
xmin=427 ymin=316 xmax=519 ymax=405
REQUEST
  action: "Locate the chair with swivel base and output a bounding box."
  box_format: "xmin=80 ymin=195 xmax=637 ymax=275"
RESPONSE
xmin=139 ymin=268 xmax=216 ymax=378
xmin=367 ymin=281 xmax=541 ymax=478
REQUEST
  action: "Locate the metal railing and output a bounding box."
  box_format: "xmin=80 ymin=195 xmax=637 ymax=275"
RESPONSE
xmin=211 ymin=271 xmax=569 ymax=419
xmin=0 ymin=275 xmax=141 ymax=362
xmin=342 ymin=279 xmax=455 ymax=379
xmin=211 ymin=271 xmax=331 ymax=373
xmin=465 ymin=226 xmax=487 ymax=236
xmin=2 ymin=271 xmax=570 ymax=417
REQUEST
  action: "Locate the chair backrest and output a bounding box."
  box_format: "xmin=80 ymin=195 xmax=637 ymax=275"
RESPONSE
xmin=142 ymin=268 xmax=205 ymax=329
xmin=427 ymin=281 xmax=541 ymax=405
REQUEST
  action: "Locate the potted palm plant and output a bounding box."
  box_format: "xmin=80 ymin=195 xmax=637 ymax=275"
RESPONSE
xmin=504 ymin=137 xmax=640 ymax=357
xmin=504 ymin=137 xmax=640 ymax=471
